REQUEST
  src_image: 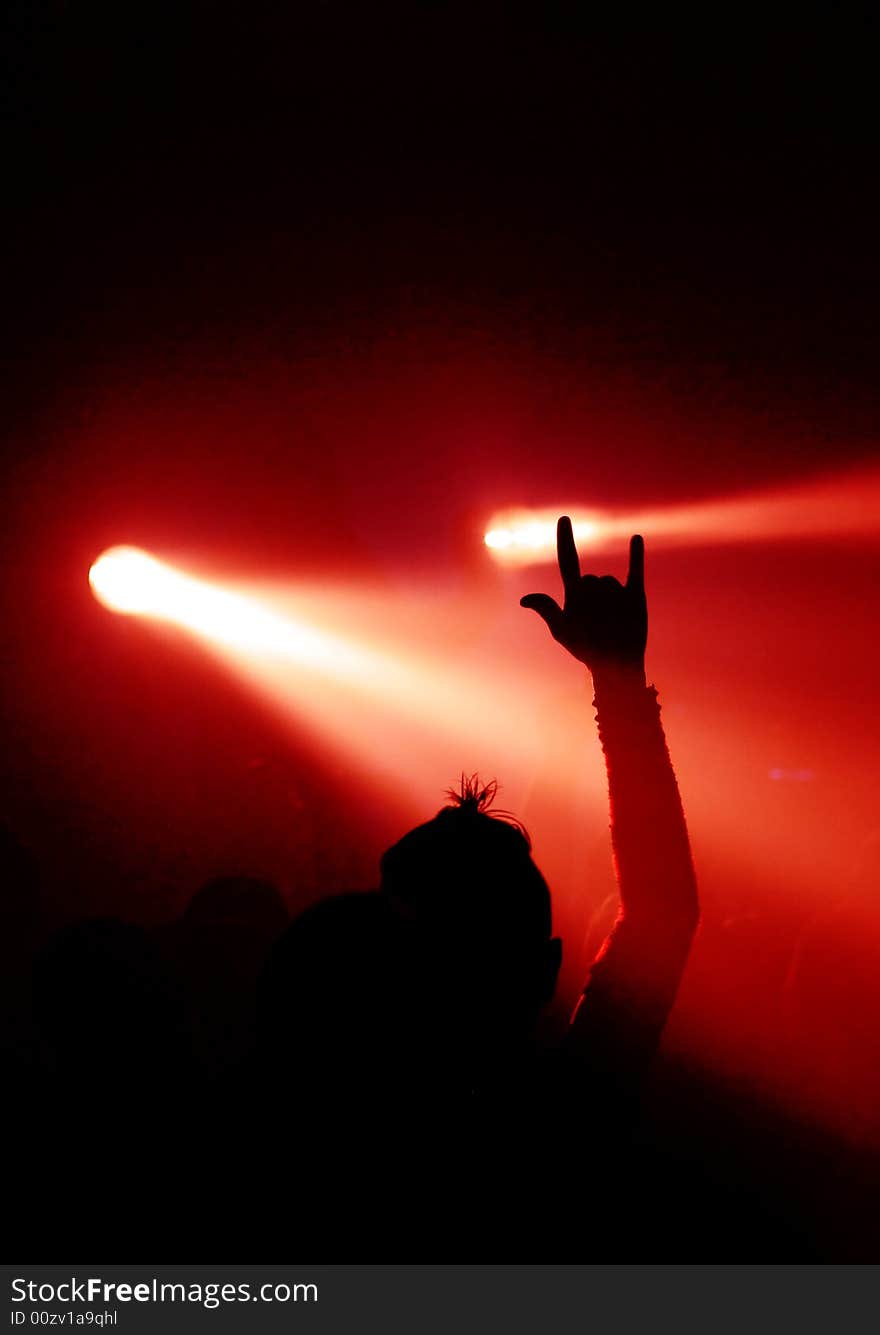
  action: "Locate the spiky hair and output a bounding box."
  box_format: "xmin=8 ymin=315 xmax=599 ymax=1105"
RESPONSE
xmin=443 ymin=773 xmax=531 ymax=846
xmin=379 ymin=773 xmax=550 ymax=940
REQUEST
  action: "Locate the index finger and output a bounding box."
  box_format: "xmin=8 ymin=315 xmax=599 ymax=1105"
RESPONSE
xmin=626 ymin=534 xmax=645 ymax=592
xmin=557 ymin=516 xmax=581 ymax=597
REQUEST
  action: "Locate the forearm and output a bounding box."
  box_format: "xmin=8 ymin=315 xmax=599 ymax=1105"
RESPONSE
xmin=592 ymin=663 xmax=698 ymax=933
xmin=568 ymin=664 xmax=699 ymax=1073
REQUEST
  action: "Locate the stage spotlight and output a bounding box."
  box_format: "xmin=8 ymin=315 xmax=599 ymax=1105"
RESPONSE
xmin=89 ymin=546 xmax=176 ymax=615
xmin=89 ymin=545 xmax=355 ymax=669
xmin=484 ymin=465 xmax=880 ymax=565
xmin=485 ymin=519 xmax=599 ymax=553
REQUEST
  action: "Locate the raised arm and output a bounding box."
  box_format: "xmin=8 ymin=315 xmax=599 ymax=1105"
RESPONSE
xmin=521 ymin=518 xmax=699 ymax=1091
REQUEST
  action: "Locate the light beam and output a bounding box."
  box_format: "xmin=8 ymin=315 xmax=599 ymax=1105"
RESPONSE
xmin=88 ymin=545 xmax=606 ymax=820
xmin=484 ymin=464 xmax=880 ymax=564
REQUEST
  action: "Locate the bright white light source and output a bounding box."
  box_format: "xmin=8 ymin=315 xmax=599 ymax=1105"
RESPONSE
xmin=89 ymin=545 xmax=358 ymax=671
xmin=89 ymin=547 xmax=179 ymax=615
xmin=484 ymin=466 xmax=880 ymax=565
xmin=484 ymin=516 xmax=600 ymax=560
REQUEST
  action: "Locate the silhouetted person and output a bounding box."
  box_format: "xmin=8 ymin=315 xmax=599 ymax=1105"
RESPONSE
xmin=217 ymin=891 xmax=422 ymax=1252
xmin=259 ymin=890 xmax=418 ymax=1091
xmin=244 ymin=523 xmax=699 ymax=1255
xmin=287 ymin=526 xmax=696 ymax=1251
xmin=163 ymin=874 xmax=288 ymax=1076
xmin=380 ymin=778 xmax=560 ymax=1086
xmin=380 ymin=523 xmax=699 ymax=1109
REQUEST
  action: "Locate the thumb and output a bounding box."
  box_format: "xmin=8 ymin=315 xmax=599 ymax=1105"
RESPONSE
xmin=520 ymin=593 xmax=565 ymax=641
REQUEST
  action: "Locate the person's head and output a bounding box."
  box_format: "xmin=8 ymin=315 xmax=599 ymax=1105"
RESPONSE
xmin=182 ymin=875 xmax=288 ymax=933
xmin=379 ymin=776 xmax=562 ymax=1064
xmin=258 ymin=891 xmax=419 ymax=1094
xmin=176 ymin=875 xmax=289 ymax=990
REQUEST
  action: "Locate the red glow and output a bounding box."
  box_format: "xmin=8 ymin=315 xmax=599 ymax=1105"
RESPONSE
xmin=85 ymin=514 xmax=880 ymax=1150
xmin=89 ymin=546 xmax=607 ymax=822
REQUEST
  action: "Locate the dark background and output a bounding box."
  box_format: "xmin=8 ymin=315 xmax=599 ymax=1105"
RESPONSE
xmin=3 ymin=5 xmax=880 ymax=1242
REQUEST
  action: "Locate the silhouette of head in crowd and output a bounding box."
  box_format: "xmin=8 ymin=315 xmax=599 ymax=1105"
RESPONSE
xmin=379 ymin=775 xmax=562 ymax=1075
xmin=258 ymin=890 xmax=419 ymax=1100
xmin=256 ymin=777 xmax=559 ymax=1104
xmin=175 ymin=874 xmax=288 ymax=995
xmin=169 ymin=875 xmax=289 ymax=1074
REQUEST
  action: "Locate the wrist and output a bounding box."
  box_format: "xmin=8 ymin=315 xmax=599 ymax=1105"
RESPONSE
xmin=590 ymin=659 xmax=647 ymax=695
